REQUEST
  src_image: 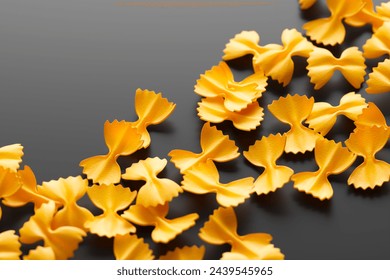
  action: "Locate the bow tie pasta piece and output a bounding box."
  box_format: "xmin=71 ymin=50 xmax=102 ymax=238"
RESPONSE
xmin=2 ymin=166 xmax=50 ymax=209
xmin=299 ymin=0 xmax=317 ymax=10
xmin=114 ymin=234 xmax=154 ymax=260
xmin=256 ymin=29 xmax=313 ymax=86
xmin=199 ymin=207 xmax=284 ymax=260
xmin=244 ymin=134 xmax=294 ymax=195
xmin=306 ymin=92 xmax=367 ymax=136
xmin=197 ymin=96 xmax=264 ymax=131
xmin=23 ymin=246 xmax=56 ymax=260
xmin=354 ymin=102 xmax=389 ymax=130
xmin=268 ymin=94 xmax=320 ymax=154
xmin=0 ymin=230 xmax=21 ymax=260
xmin=131 ymin=88 xmax=176 ymax=148
xmin=86 ymin=184 xmax=137 ymax=237
xmin=366 ymin=58 xmax=390 ymax=94
xmin=159 ymin=245 xmax=205 ymax=260
xmin=222 ymin=31 xmax=265 ymax=62
xmin=346 ymin=126 xmax=390 ymax=189
xmin=0 ymin=143 xmax=23 ymax=172
xmin=122 ymin=202 xmax=199 ymax=243
xmin=169 ymin=122 xmax=239 ymax=174
xmin=0 ymin=166 xmax=21 ymax=220
xmin=80 ymin=120 xmax=143 ymax=185
xmin=19 ymin=201 xmax=86 ymax=259
xmin=303 ymin=0 xmax=365 ymax=45
xmin=37 ymin=176 xmax=93 ymax=230
xmin=122 ymin=157 xmax=182 ymax=207
xmin=292 ymin=138 xmax=356 ymax=200
xmin=181 ymin=160 xmax=254 ymax=207
xmin=307 ymin=47 xmax=366 ymax=90
xmin=345 ymin=0 xmax=390 ymax=31
xmin=363 ymin=22 xmax=390 ymax=58
xmin=194 ymin=61 xmax=267 ymax=112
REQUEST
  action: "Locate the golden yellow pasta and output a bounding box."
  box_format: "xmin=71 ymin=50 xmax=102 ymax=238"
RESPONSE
xmin=19 ymin=201 xmax=86 ymax=260
xmin=303 ymin=0 xmax=365 ymax=45
xmin=199 ymin=207 xmax=284 ymax=260
xmin=222 ymin=30 xmax=264 ymax=62
xmin=38 ymin=176 xmax=93 ymax=230
xmin=345 ymin=0 xmax=390 ymax=31
xmin=122 ymin=157 xmax=182 ymax=207
xmin=346 ymin=126 xmax=390 ymax=189
xmin=0 ymin=166 xmax=21 ymax=220
xmin=80 ymin=120 xmax=143 ymax=185
xmin=114 ymin=234 xmax=154 ymax=260
xmin=354 ymin=102 xmax=389 ymax=131
xmin=159 ymin=245 xmax=205 ymax=260
xmin=363 ymin=22 xmax=390 ymax=58
xmin=0 ymin=230 xmax=21 ymax=260
xmin=307 ymin=47 xmax=366 ymax=89
xmin=122 ymin=202 xmax=199 ymax=243
xmin=23 ymin=246 xmax=56 ymax=260
xmin=244 ymin=134 xmax=294 ymax=195
xmin=131 ymin=88 xmax=176 ymax=148
xmin=0 ymin=143 xmax=23 ymax=172
xmin=86 ymin=184 xmax=137 ymax=237
xmin=169 ymin=122 xmax=239 ymax=173
xmin=306 ymin=92 xmax=367 ymax=136
xmin=194 ymin=61 xmax=267 ymax=112
xmin=366 ymin=58 xmax=390 ymax=94
xmin=181 ymin=160 xmax=254 ymax=207
xmin=299 ymin=0 xmax=317 ymax=10
xmin=268 ymin=94 xmax=320 ymax=154
xmin=292 ymin=138 xmax=356 ymax=200
xmin=256 ymin=29 xmax=313 ymax=86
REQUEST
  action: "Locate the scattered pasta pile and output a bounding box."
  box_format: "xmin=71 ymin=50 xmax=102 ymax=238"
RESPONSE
xmin=0 ymin=0 xmax=389 ymax=260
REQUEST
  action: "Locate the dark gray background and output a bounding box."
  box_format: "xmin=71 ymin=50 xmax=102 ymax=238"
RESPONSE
xmin=0 ymin=0 xmax=389 ymax=259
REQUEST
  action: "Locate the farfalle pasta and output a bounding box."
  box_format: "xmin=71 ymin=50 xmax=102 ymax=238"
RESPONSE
xmin=268 ymin=94 xmax=320 ymax=154
xmin=292 ymin=138 xmax=356 ymax=200
xmin=199 ymin=207 xmax=284 ymax=260
xmin=23 ymin=246 xmax=56 ymax=260
xmin=354 ymin=102 xmax=389 ymax=130
xmin=345 ymin=0 xmax=390 ymax=31
xmin=366 ymin=58 xmax=390 ymax=94
xmin=122 ymin=157 xmax=182 ymax=207
xmin=306 ymin=47 xmax=366 ymax=89
xmin=169 ymin=122 xmax=239 ymax=173
xmin=363 ymin=21 xmax=390 ymax=58
xmin=0 ymin=143 xmax=24 ymax=172
xmin=0 ymin=230 xmax=21 ymax=260
xmin=181 ymin=160 xmax=254 ymax=207
xmin=86 ymin=184 xmax=137 ymax=237
xmin=346 ymin=126 xmax=390 ymax=189
xmin=222 ymin=30 xmax=264 ymax=62
xmin=159 ymin=245 xmax=205 ymax=260
xmin=114 ymin=234 xmax=154 ymax=260
xmin=306 ymin=92 xmax=367 ymax=136
xmin=122 ymin=202 xmax=198 ymax=243
xmin=244 ymin=133 xmax=294 ymax=195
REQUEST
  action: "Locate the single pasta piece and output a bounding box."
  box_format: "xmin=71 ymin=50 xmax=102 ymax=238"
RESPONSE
xmin=306 ymin=47 xmax=366 ymax=90
xmin=197 ymin=96 xmax=264 ymax=131
xmin=19 ymin=201 xmax=86 ymax=260
xmin=222 ymin=30 xmax=264 ymax=62
xmin=37 ymin=176 xmax=93 ymax=230
xmin=194 ymin=61 xmax=267 ymax=112
xmin=80 ymin=120 xmax=143 ymax=185
xmin=303 ymin=0 xmax=365 ymax=45
xmin=0 ymin=143 xmax=24 ymax=172
xmin=2 ymin=166 xmax=50 ymax=209
xmin=122 ymin=157 xmax=182 ymax=207
xmin=306 ymin=92 xmax=367 ymax=136
xmin=122 ymin=202 xmax=199 ymax=244
xmin=0 ymin=230 xmax=21 ymax=260
xmin=345 ymin=0 xmax=390 ymax=31
xmin=268 ymin=94 xmax=320 ymax=154
xmin=23 ymin=246 xmax=56 ymax=260
xmin=159 ymin=245 xmax=205 ymax=260
xmin=85 ymin=184 xmax=137 ymax=237
xmin=244 ymin=134 xmax=294 ymax=195
xmin=181 ymin=160 xmax=254 ymax=207
xmin=131 ymin=88 xmax=176 ymax=148
xmin=346 ymin=126 xmax=390 ymax=189
xmin=114 ymin=234 xmax=154 ymax=260
xmin=199 ymin=207 xmax=284 ymax=260
xmin=256 ymin=29 xmax=313 ymax=86
xmin=169 ymin=122 xmax=239 ymax=173
xmin=292 ymin=138 xmax=356 ymax=200
xmin=363 ymin=22 xmax=390 ymax=58
xmin=366 ymin=58 xmax=390 ymax=94
xmin=354 ymin=102 xmax=389 ymax=131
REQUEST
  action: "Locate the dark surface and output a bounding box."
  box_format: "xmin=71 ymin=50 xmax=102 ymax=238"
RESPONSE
xmin=0 ymin=0 xmax=389 ymax=259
